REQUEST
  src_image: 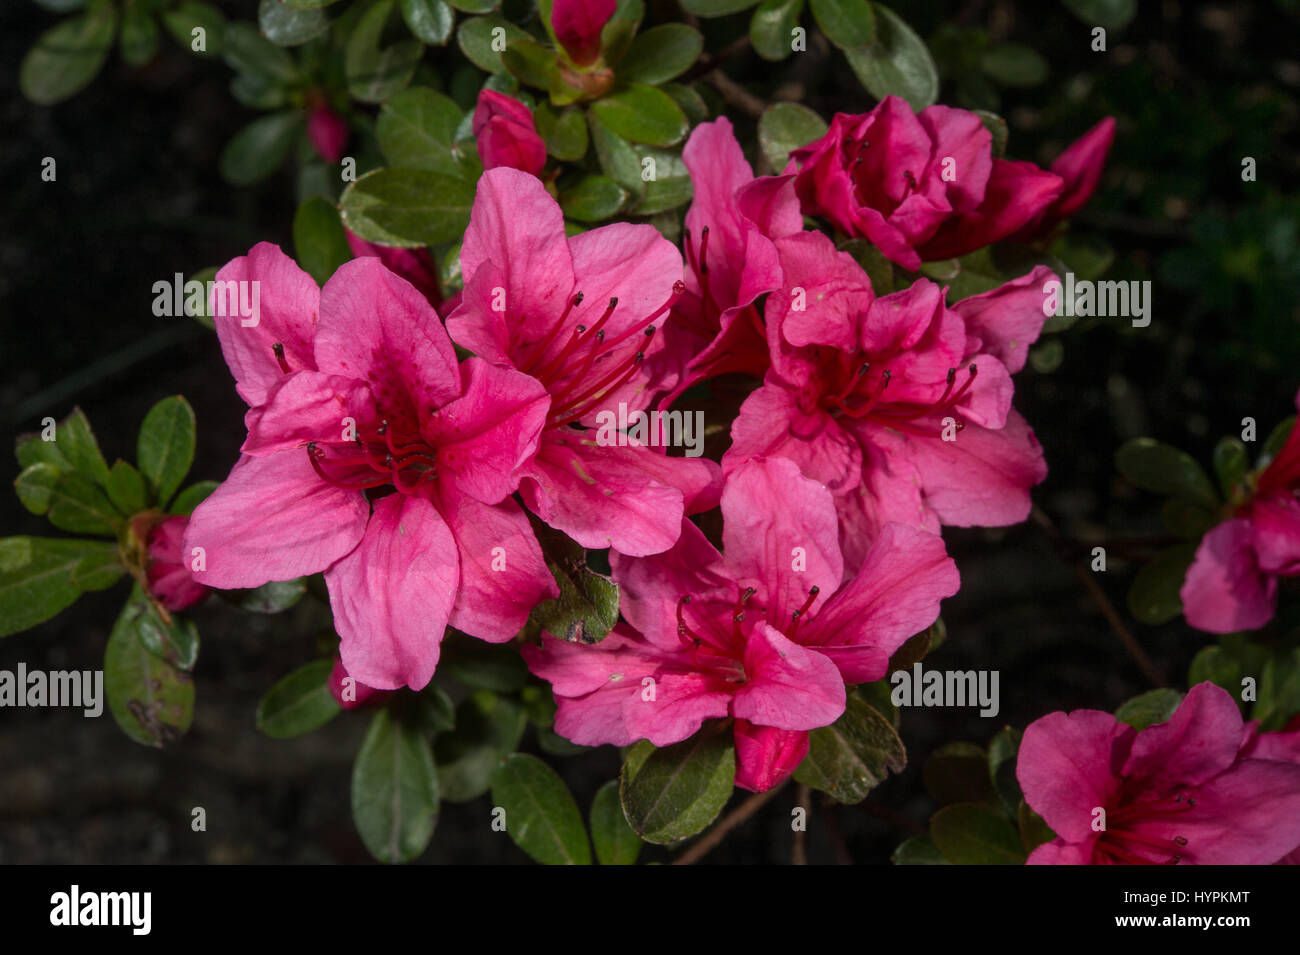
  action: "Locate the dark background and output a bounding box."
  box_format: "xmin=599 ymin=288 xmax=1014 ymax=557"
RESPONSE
xmin=2 ymin=0 xmax=1298 ymax=863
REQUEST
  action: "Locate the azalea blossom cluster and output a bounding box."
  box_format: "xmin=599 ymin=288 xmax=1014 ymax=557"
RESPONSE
xmin=169 ymin=89 xmax=1119 ymax=799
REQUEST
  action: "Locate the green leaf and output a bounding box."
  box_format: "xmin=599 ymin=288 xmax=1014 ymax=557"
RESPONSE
xmin=448 ymin=0 xmax=496 ymax=10
xmin=750 ymin=0 xmax=804 ymax=62
xmin=1018 ymin=800 xmax=1056 ymax=854
xmin=980 ymin=43 xmax=1047 ymax=87
xmin=259 ymin=0 xmax=331 ymax=46
xmin=590 ymin=84 xmax=689 ymax=147
xmin=438 ymin=635 xmax=529 ymax=692
xmin=120 ymin=1 xmax=160 ymax=66
xmin=0 ymin=537 xmax=103 ymax=636
xmin=45 ymin=472 xmax=122 ymax=535
xmin=14 ymin=463 xmax=60 ymax=516
xmin=525 ymin=528 xmax=620 ymax=645
xmin=222 ymin=22 xmax=298 ymax=85
xmin=1115 ymin=438 xmax=1219 ymax=508
xmin=988 ymin=728 xmax=1023 ymax=816
xmin=293 ymin=197 xmax=352 ymax=286
xmin=1160 ymin=497 xmax=1217 ymax=540
xmin=376 ymin=86 xmax=478 ymax=179
xmin=257 ymin=659 xmax=341 ymax=738
xmin=20 ymin=3 xmax=118 ymax=105
xmin=559 ymin=175 xmax=628 ymax=222
xmin=599 ymin=0 xmax=644 ymax=66
xmin=340 ymin=167 xmax=477 ymax=247
xmin=758 ymin=101 xmax=828 ymax=173
xmin=400 ymin=0 xmax=455 ymax=45
xmin=57 ymin=407 xmax=111 ymax=487
xmin=634 ymin=145 xmax=692 ymax=216
xmin=218 ymin=578 xmax=307 ymax=614
xmin=491 ymin=754 xmax=592 ymax=865
xmin=161 ymin=2 xmax=227 ymax=57
xmin=590 ymin=779 xmax=640 ymax=865
xmin=169 ymin=480 xmax=217 ymax=516
xmin=104 ymin=587 xmax=195 ymax=746
xmin=16 ymin=427 xmax=72 ymax=471
xmin=620 ymin=727 xmax=735 ymax=844
xmin=1126 ymin=541 xmax=1199 ymax=626
xmin=680 ymin=0 xmax=759 ymax=15
xmin=793 ymin=696 xmax=905 ymax=803
xmin=1188 ymin=644 xmax=1242 ymax=700
xmin=352 ymin=709 xmax=440 ymax=862
xmin=1115 ymin=688 xmax=1184 ymax=730
xmin=105 ymin=460 xmax=148 ymax=516
xmin=137 ymin=396 xmax=196 ymax=508
xmin=457 ymin=14 xmax=531 ymax=74
xmin=346 ymin=0 xmax=423 ymax=103
xmin=616 ymin=25 xmax=702 ymax=85
xmin=892 ymin=834 xmax=951 ymax=865
xmin=810 ymin=0 xmax=876 ymax=50
xmin=923 ymin=741 xmax=994 ymax=807
xmin=1062 ymin=0 xmax=1136 ymax=30
xmin=435 ymin=692 xmax=526 ymax=802
xmin=284 ymin=0 xmax=347 ymax=7
xmin=1261 ymin=416 xmax=1297 ymax=469
xmin=220 ymin=111 xmax=301 ymax=185
xmin=845 ymin=3 xmax=938 ymax=111
xmin=588 ymin=112 xmax=645 ymax=195
xmin=1255 ymin=648 xmax=1300 ymax=731
xmin=1213 ymin=436 xmax=1250 ymax=500
xmin=132 ymin=597 xmax=200 ymax=671
xmin=839 ymin=238 xmax=894 ymax=295
xmin=535 ymin=103 xmax=589 ymax=161
xmin=660 ymin=82 xmax=708 ymax=123
xmin=501 ymin=37 xmax=560 ymax=90
xmin=930 ymin=803 xmax=1026 ymax=864
xmin=974 ymin=109 xmax=1008 ymax=158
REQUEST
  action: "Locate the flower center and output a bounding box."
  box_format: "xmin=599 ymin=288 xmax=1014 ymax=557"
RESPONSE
xmin=520 ymin=282 xmax=684 ymax=429
xmin=821 ymin=358 xmax=979 ymax=438
xmin=1093 ymin=792 xmax=1195 ymax=865
xmin=306 ymin=419 xmax=438 ymax=495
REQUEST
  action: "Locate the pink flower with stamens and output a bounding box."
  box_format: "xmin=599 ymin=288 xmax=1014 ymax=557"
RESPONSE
xmin=725 ymin=230 xmax=1050 ymax=567
xmin=524 ymin=457 xmax=958 ymax=792
xmin=786 ymin=96 xmax=1063 ymax=270
xmin=1018 ymin=682 xmax=1300 ymax=864
xmin=184 ymin=243 xmax=556 ymax=690
xmin=1182 ymin=390 xmax=1300 ymax=633
xmin=651 ymin=117 xmax=803 ymax=406
xmin=447 ymin=168 xmax=721 ymax=557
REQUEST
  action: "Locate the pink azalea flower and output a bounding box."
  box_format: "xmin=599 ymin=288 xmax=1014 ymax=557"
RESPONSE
xmin=472 ymin=90 xmax=547 ymax=177
xmin=345 ymin=229 xmax=443 ymax=309
xmin=524 ymin=457 xmax=959 ymax=792
xmin=1017 ymin=682 xmax=1300 ymax=864
xmin=184 ymin=243 xmax=556 ymax=690
xmin=786 ymin=96 xmax=1062 ymax=270
xmin=144 ymin=515 xmax=209 ymax=612
xmin=1181 ymin=390 xmax=1300 ymax=633
xmin=447 ymin=168 xmax=721 ymax=557
xmin=550 ymin=0 xmax=615 ymax=67
xmin=1011 ymin=117 xmax=1116 ymax=243
xmin=725 ymin=230 xmax=1049 ymax=567
xmin=652 ymin=117 xmax=803 ymax=406
xmin=328 ymin=655 xmax=395 ymax=710
xmin=306 ymin=101 xmax=349 ymax=165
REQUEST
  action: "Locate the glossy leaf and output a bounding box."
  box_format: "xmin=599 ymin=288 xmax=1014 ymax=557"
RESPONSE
xmin=257 ymin=659 xmax=341 ymax=738
xmin=352 ymin=709 xmax=440 ymax=862
xmin=491 ymin=753 xmax=592 ymax=865
xmin=620 ymin=727 xmax=735 ymax=844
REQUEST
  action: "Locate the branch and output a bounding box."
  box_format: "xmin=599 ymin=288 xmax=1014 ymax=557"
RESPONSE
xmin=705 ymin=68 xmax=767 ymax=120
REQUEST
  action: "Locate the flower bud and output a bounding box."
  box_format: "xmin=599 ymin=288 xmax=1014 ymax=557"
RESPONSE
xmin=145 ymin=515 xmax=210 ymax=612
xmin=472 ymin=90 xmax=547 ymax=176
xmin=328 ymin=656 xmax=395 ymax=710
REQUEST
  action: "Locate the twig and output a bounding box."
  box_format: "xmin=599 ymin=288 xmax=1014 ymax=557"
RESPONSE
xmin=1031 ymin=506 xmax=1167 ymax=687
xmin=792 ymin=783 xmax=810 ymax=865
xmin=680 ymin=34 xmax=753 ymax=84
xmin=672 ymin=783 xmax=788 ymax=865
xmin=705 ymin=69 xmax=767 ymax=120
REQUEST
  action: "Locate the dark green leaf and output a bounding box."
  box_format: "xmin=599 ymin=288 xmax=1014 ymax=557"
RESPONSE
xmin=438 ymin=635 xmax=529 ymax=692
xmin=340 ymin=167 xmax=477 ymax=247
xmin=222 ymin=22 xmax=297 ymax=85
xmin=220 ymin=111 xmax=301 ymax=185
xmin=169 ymin=480 xmax=217 ymax=516
xmin=293 ymin=197 xmax=353 ymax=286
xmin=161 ymin=2 xmax=227 ymax=57
xmin=758 ymin=101 xmax=827 ymax=173
xmin=1018 ymin=800 xmax=1055 ymax=854
xmin=400 ymin=0 xmax=455 ymax=45
xmin=137 ymin=396 xmax=196 ymax=507
xmin=1188 ymin=644 xmax=1242 ymax=700
xmin=987 ymin=726 xmax=1022 ymax=816
xmin=588 ymin=112 xmax=645 ymax=195
xmin=634 ymin=145 xmax=692 ymax=216
xmin=457 ymin=14 xmax=531 ymax=74
xmin=435 ymin=691 xmax=526 ymax=801
xmin=104 ymin=587 xmax=195 ymax=746
xmin=930 ymin=802 xmax=1026 ymax=864
xmin=106 ymin=460 xmax=148 ymax=515
xmin=616 ymin=25 xmax=702 ymax=85
xmin=352 ymin=709 xmax=440 ymax=862
xmin=560 ymin=175 xmax=628 ymax=222
xmin=980 ymin=43 xmax=1047 ymax=87
xmin=1061 ymin=0 xmax=1136 ymax=30
xmin=590 ymin=778 xmax=640 ymax=864
xmin=1115 ymin=688 xmax=1184 ymax=729
xmin=1213 ymin=437 xmax=1250 ymax=500
xmin=20 ymin=3 xmax=117 ymax=105
xmin=131 ymin=596 xmax=200 ymax=670
xmin=0 ymin=537 xmax=101 ymax=636
xmin=620 ymin=727 xmax=735 ymax=844
xmin=120 ymin=1 xmax=159 ymax=66
xmin=535 ymin=103 xmax=589 ymax=161
xmin=525 ymin=528 xmax=620 ymax=644
xmin=1115 ymin=438 xmax=1219 ymax=508
xmin=679 ymin=0 xmax=759 ymax=14
xmin=922 ymin=741 xmax=994 ymax=807
xmin=257 ymin=659 xmax=341 ymax=737
xmin=70 ymin=543 xmax=125 ymax=591
xmin=810 ymin=0 xmax=876 ymax=50
xmin=218 ymin=578 xmax=307 ymax=614
xmin=57 ymin=407 xmax=110 ymax=487
xmin=793 ymin=696 xmax=905 ymax=803
xmin=376 ymin=86 xmax=478 ymax=178
xmin=751 ymin=0 xmax=804 ymax=62
xmin=845 ymin=3 xmax=938 ymax=110
xmin=590 ymin=84 xmax=689 ymax=147
xmin=892 ymin=834 xmax=951 ymax=864
xmin=491 ymin=753 xmax=592 ymax=864
xmin=346 ymin=0 xmax=423 ymax=103
xmin=1127 ymin=542 xmax=1198 ymax=625
xmin=45 ymin=472 xmax=122 ymax=535
xmin=259 ymin=0 xmax=331 ymax=46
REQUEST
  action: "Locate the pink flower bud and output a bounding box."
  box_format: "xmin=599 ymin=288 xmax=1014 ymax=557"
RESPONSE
xmin=328 ymin=656 xmax=395 ymax=710
xmin=145 ymin=516 xmax=210 ymax=612
xmin=551 ymin=0 xmax=616 ymax=67
xmin=472 ymin=90 xmax=547 ymax=176
xmin=306 ymin=103 xmax=349 ymax=165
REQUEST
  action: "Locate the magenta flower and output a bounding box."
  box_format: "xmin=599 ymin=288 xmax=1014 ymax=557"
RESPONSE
xmin=472 ymin=90 xmax=547 ymax=177
xmin=653 ymin=117 xmax=803 ymax=406
xmin=524 ymin=457 xmax=958 ymax=792
xmin=447 ymin=168 xmax=720 ymax=557
xmin=1011 ymin=117 xmax=1116 ymax=243
xmin=144 ymin=515 xmax=209 ymax=612
xmin=328 ymin=655 xmax=395 ymax=711
xmin=1182 ymin=390 xmax=1300 ymax=633
xmin=184 ymin=243 xmax=556 ymax=690
xmin=345 ymin=229 xmax=442 ymax=309
xmin=306 ymin=101 xmax=349 ymax=165
xmin=786 ymin=96 xmax=1062 ymax=270
xmin=725 ymin=230 xmax=1049 ymax=566
xmin=1017 ymin=682 xmax=1300 ymax=864
xmin=550 ymin=0 xmax=615 ymax=67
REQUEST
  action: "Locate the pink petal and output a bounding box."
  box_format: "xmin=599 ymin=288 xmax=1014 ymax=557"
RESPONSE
xmin=241 ymin=370 xmax=373 ymax=456
xmin=733 ymin=721 xmax=809 ymax=793
xmin=916 ymin=159 xmax=1063 ymax=261
xmin=733 ymin=623 xmax=846 ymax=731
xmin=183 ymin=451 xmax=369 ymax=589
xmin=325 ymin=493 xmax=459 ymax=690
xmin=952 ymin=266 xmax=1055 ymax=374
xmin=1049 ymin=117 xmax=1115 ymax=220
xmin=1123 ymin=682 xmax=1244 ymax=792
xmin=1017 ymin=707 xmax=1132 ymax=842
xmin=611 ymin=519 xmax=728 ymax=652
xmin=916 ymin=104 xmax=993 ymax=210
xmin=1180 ymin=518 xmax=1277 ymax=633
